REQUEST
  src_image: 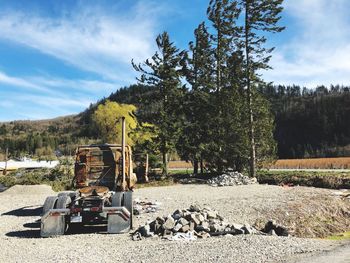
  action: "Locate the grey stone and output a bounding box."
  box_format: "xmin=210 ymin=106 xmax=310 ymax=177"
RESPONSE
xmin=178 ymin=217 xmax=189 ymax=226
xmin=210 ymin=223 xmax=221 ymax=232
xmin=217 ymin=214 xmax=224 ymax=221
xmin=132 ymin=231 xmax=143 ymax=241
xmin=190 ymin=213 xmax=200 ymax=225
xmin=196 ymin=231 xmax=210 ymax=239
xmin=189 ymin=221 xmax=195 ymax=231
xmin=172 ymin=209 xmax=183 ymax=220
xmin=268 ymin=229 xmax=277 ymax=236
xmin=184 ymin=211 xmax=192 ymax=221
xmin=139 ymin=224 xmax=153 ymax=237
xmin=163 ymin=216 xmax=175 ymax=230
xmin=234 ymin=228 xmax=245 ymax=235
xmin=156 ymin=216 xmax=165 ymax=224
xmin=207 ymin=210 xmax=218 ymax=219
xmin=195 ymin=221 xmax=210 ymax=232
xmin=242 ymin=224 xmax=256 ymax=234
xmin=149 ymin=220 xmax=162 ymax=234
xmin=189 ymin=204 xmax=201 ymax=212
xmin=232 ymin=223 xmax=244 ymax=230
xmin=173 ymin=223 xmax=182 ymax=232
xmin=163 ymin=229 xmax=173 ymax=238
xmin=262 ymin=220 xmax=289 ymax=236
xmin=196 ymin=214 xmax=205 ymax=223
xmin=180 ymin=224 xmax=190 ymax=232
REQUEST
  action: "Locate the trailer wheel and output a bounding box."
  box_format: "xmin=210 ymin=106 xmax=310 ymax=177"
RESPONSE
xmin=56 ymin=195 xmax=72 ymax=233
xmin=56 ymin=195 xmax=72 ymax=209
xmin=123 ymin=191 xmax=133 ymax=228
xmin=42 ymin=196 xmax=57 ymax=216
xmin=58 ymin=191 xmax=76 ymax=200
xmin=111 ymin=192 xmax=123 ymax=207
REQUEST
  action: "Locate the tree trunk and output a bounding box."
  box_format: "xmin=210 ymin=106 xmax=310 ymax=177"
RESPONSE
xmin=200 ymin=158 xmax=204 ymax=175
xmin=144 ymin=153 xmax=149 ymax=183
xmin=162 ymin=152 xmax=168 ymax=177
xmin=217 ymin=26 xmax=222 ymax=94
xmin=193 ymin=159 xmax=199 ymax=175
xmin=3 ymin=147 xmax=8 ymax=175
xmin=245 ymin=1 xmax=256 ymax=177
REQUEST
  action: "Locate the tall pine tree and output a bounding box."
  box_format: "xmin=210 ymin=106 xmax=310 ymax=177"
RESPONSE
xmin=132 ymin=32 xmax=185 ymax=176
xmin=239 ymin=0 xmax=285 ymax=176
xmin=206 ymin=0 xmax=245 ymax=172
xmin=178 ymin=22 xmax=215 ymax=174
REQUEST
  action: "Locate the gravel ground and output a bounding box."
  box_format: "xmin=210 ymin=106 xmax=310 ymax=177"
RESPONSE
xmin=0 ymin=184 xmax=345 ymax=263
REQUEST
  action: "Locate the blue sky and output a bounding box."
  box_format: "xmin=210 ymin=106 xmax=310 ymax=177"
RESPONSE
xmin=0 ymin=0 xmax=349 ymax=121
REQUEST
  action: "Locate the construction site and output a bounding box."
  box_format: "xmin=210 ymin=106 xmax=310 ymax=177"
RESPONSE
xmin=0 ymin=118 xmax=349 ymax=263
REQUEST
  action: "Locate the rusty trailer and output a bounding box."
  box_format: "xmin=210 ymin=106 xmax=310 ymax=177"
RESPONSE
xmin=41 ymin=118 xmax=137 ymax=237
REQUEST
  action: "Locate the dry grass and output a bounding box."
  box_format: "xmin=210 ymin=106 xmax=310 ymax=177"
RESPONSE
xmin=257 ymin=170 xmax=350 ymax=189
xmin=168 ymin=161 xmax=193 ymax=169
xmin=255 ymin=191 xmax=350 ymax=238
xmin=271 ymin=157 xmax=350 ymax=169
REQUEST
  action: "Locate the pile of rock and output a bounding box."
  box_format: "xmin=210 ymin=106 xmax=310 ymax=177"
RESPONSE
xmin=132 ymin=204 xmax=282 ymax=241
xmin=207 ymin=171 xmax=257 ymax=187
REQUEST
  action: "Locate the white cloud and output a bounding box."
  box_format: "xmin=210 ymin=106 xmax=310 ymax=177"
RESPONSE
xmin=28 ymin=76 xmax=118 ymax=95
xmin=0 ymin=70 xmax=118 ymax=97
xmin=0 ymin=71 xmax=119 ymax=121
xmin=264 ymin=0 xmax=350 ymax=87
xmin=0 ymin=72 xmax=51 ymax=93
xmin=0 ymin=1 xmax=163 ymax=121
xmin=0 ymin=3 xmax=158 ymax=81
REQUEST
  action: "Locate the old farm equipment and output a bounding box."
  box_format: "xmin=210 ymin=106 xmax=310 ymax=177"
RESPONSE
xmin=40 ymin=117 xmax=137 ymax=237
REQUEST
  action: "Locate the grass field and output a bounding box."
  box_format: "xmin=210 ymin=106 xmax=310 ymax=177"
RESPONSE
xmin=271 ymin=157 xmax=350 ymax=169
xmin=170 ymin=158 xmax=350 ymax=170
xmin=257 ymin=170 xmax=350 ymax=189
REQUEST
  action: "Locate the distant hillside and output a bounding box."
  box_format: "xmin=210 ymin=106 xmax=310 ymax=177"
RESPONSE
xmin=0 ymin=84 xmax=155 ymax=159
xmin=0 ymin=115 xmax=82 ymax=159
xmin=260 ymin=85 xmax=350 ymax=158
xmin=0 ymin=83 xmax=349 ymax=160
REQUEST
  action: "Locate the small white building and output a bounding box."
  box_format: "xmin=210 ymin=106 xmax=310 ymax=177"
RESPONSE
xmin=0 ymin=158 xmax=59 ymax=172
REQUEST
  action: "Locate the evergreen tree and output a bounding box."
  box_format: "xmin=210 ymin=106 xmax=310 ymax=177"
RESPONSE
xmin=178 ymin=22 xmax=215 ymax=174
xmin=132 ymin=32 xmax=185 ymax=176
xmin=207 ymin=0 xmax=241 ymax=93
xmin=206 ymin=0 xmax=243 ymax=172
xmin=239 ymin=0 xmax=285 ymax=176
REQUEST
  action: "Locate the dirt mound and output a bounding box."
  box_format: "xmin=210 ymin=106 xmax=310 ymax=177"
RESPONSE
xmin=1 ymin=184 xmax=55 ymax=195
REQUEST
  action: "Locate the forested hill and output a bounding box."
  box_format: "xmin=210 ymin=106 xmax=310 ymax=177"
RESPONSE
xmin=93 ymin=84 xmax=350 ymax=159
xmin=259 ymin=85 xmax=350 ymax=158
xmin=0 ymin=84 xmax=349 ymax=159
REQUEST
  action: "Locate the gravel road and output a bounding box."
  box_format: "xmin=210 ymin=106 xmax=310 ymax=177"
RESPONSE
xmin=0 ymin=184 xmax=346 ymax=263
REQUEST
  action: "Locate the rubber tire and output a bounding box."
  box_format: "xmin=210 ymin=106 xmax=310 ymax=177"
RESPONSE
xmin=58 ymin=191 xmax=76 ymax=200
xmin=56 ymin=195 xmax=72 ymax=233
xmin=111 ymin=192 xmax=123 ymax=207
xmin=123 ymin=191 xmax=133 ymax=229
xmin=42 ymin=196 xmax=57 ymax=216
xmin=56 ymin=195 xmax=72 ymax=209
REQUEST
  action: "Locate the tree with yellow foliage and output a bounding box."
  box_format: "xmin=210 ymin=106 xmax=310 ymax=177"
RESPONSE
xmin=93 ymin=100 xmax=157 ymax=152
xmin=92 ymin=100 xmax=138 ymax=145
